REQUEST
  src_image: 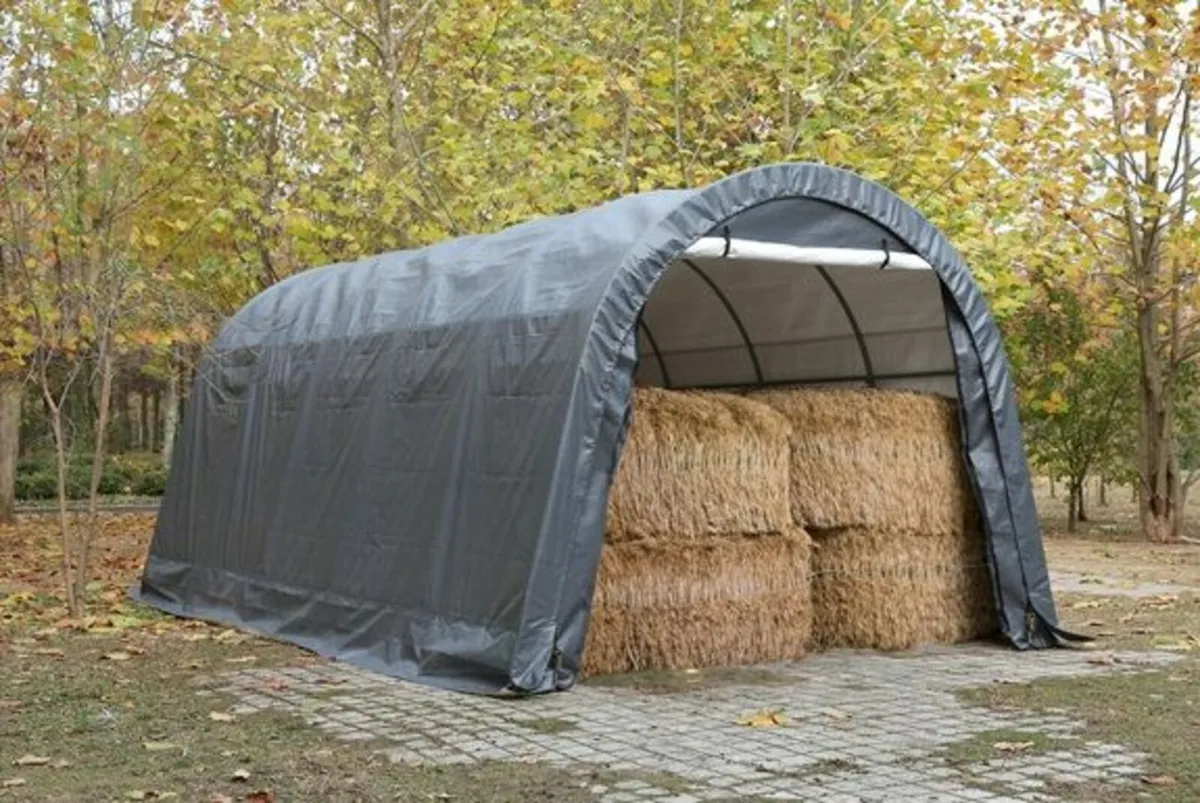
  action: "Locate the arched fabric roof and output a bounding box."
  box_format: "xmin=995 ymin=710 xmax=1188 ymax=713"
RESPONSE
xmin=137 ymin=163 xmax=1064 ymax=694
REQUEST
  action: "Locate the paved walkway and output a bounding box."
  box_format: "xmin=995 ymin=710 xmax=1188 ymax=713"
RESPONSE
xmin=213 ymin=644 xmax=1179 ymax=802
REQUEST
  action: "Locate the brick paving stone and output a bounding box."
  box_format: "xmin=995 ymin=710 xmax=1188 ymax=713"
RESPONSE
xmin=212 ymin=644 xmax=1181 ymax=802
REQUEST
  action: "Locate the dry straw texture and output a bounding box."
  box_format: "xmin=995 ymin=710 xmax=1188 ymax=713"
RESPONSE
xmin=749 ymin=388 xmax=975 ymax=535
xmin=582 ymin=531 xmax=813 ymax=677
xmin=809 ymin=527 xmax=996 ymax=651
xmin=605 ymin=388 xmax=792 ymax=542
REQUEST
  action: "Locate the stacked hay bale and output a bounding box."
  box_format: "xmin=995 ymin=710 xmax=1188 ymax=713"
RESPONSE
xmin=583 ymin=388 xmax=812 ymax=677
xmin=749 ymin=388 xmax=995 ymax=651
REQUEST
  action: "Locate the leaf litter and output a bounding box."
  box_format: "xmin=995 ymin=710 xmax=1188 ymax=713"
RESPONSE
xmin=736 ymin=709 xmax=788 ymax=727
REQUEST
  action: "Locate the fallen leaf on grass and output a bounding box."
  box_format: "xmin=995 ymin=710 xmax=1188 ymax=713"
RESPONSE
xmin=994 ymin=741 xmax=1036 ymax=752
xmin=1087 ymin=654 xmax=1118 ymax=666
xmin=142 ymin=741 xmax=181 ymax=752
xmin=208 ymin=712 xmax=236 ymax=723
xmin=12 ymin=754 xmax=50 ymax=767
xmin=1 ymin=592 xmax=34 ymax=608
xmin=33 ymin=647 xmax=65 ymax=658
xmin=231 ymin=768 xmax=251 ymax=782
xmin=736 ymin=709 xmax=788 ymax=728
xmin=1070 ymin=600 xmax=1102 ymax=609
xmin=101 ymin=615 xmax=146 ymax=632
xmin=1084 ymin=620 xmax=1106 ymax=627
xmin=0 ymin=699 xmax=22 ymax=711
xmin=101 ymin=651 xmax=133 ymax=662
xmin=1141 ymin=774 xmax=1178 ymax=787
xmin=224 ymin=656 xmax=256 ymax=665
xmin=314 ymin=677 xmax=346 ymax=686
xmin=2 ymin=778 xmax=26 ymax=788
xmin=821 ymin=708 xmax=852 ymax=721
xmin=264 ymin=678 xmax=289 ymax=692
xmin=244 ymin=790 xmax=275 ymax=803
xmin=50 ymin=759 xmax=71 ymax=769
xmin=1153 ymin=636 xmax=1200 ymax=652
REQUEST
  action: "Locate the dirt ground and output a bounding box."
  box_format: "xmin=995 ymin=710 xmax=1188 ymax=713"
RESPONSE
xmin=1034 ymin=478 xmax=1200 ymax=588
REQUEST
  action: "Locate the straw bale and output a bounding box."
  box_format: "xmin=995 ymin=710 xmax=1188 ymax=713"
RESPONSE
xmin=749 ymin=388 xmax=975 ymax=535
xmin=809 ymin=527 xmax=995 ymax=651
xmin=605 ymin=388 xmax=792 ymax=542
xmin=582 ymin=531 xmax=813 ymax=677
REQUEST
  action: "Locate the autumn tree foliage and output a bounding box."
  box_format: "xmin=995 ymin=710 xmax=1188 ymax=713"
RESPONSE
xmin=2 ymin=0 xmax=1200 ymax=611
xmin=989 ymin=1 xmax=1200 ymax=541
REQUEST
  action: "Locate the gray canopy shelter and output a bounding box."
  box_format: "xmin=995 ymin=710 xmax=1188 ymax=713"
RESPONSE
xmin=137 ymin=162 xmax=1066 ymax=694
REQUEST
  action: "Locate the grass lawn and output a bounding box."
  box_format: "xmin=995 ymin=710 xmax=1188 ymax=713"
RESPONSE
xmin=2 ymin=500 xmax=1198 ymax=801
xmin=0 ymin=515 xmax=683 ymax=801
xmin=949 ymin=582 xmax=1200 ymax=802
xmin=0 ymin=631 xmax=646 ymax=801
xmin=944 ymin=485 xmax=1200 ymax=802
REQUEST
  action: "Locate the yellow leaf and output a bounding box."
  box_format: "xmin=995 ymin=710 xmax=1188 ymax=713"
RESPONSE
xmin=994 ymin=741 xmax=1035 ymax=752
xmin=1142 ymin=775 xmax=1178 ymax=787
xmin=12 ymin=755 xmax=50 ymax=767
xmin=736 ymin=709 xmax=788 ymax=728
xmin=826 ymin=10 xmax=853 ymax=30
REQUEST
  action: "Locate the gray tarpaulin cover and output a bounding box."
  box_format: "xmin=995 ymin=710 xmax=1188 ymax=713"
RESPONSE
xmin=137 ymin=163 xmax=1062 ymax=694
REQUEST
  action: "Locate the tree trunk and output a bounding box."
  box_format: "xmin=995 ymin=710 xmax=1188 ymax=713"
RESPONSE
xmin=147 ymin=390 xmax=158 ymax=454
xmin=115 ymin=376 xmax=132 ymax=452
xmin=1078 ymin=480 xmax=1088 ymax=522
xmin=1049 ymin=476 xmax=1056 ymax=499
xmin=130 ymin=391 xmax=141 ymax=450
xmin=162 ymin=361 xmax=179 ymax=468
xmin=1180 ymin=483 xmax=1190 ymax=534
xmin=44 ymin=390 xmax=80 ymax=618
xmin=140 ymin=392 xmax=150 ymax=453
xmin=0 ymin=375 xmax=20 ymax=524
xmin=1099 ymin=478 xmax=1108 ymax=507
xmin=78 ymin=350 xmax=114 ymax=606
xmin=1137 ymin=302 xmax=1179 ymax=543
xmin=1067 ymin=481 xmax=1080 ymax=533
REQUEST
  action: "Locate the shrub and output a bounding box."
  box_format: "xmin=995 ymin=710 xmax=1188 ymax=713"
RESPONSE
xmin=14 ymin=451 xmax=168 ymax=500
xmin=132 ymin=466 xmax=168 ymax=496
xmin=14 ymin=469 xmax=58 ymax=500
